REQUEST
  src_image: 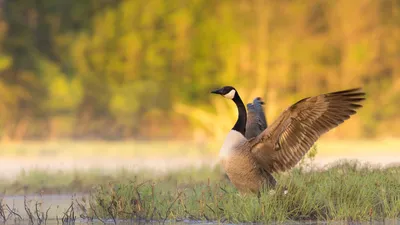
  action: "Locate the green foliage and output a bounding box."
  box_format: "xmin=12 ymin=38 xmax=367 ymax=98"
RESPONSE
xmin=39 ymin=59 xmax=83 ymax=113
xmin=0 ymin=0 xmax=399 ymax=140
xmin=0 ymin=55 xmax=12 ymax=71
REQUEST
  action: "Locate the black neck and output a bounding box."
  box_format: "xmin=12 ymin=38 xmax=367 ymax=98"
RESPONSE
xmin=232 ymin=92 xmax=247 ymax=136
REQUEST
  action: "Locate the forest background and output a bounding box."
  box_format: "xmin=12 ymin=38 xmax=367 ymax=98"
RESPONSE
xmin=0 ymin=0 xmax=399 ymax=143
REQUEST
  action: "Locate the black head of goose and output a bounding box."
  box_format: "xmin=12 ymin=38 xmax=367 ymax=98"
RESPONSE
xmin=211 ymin=86 xmax=365 ymax=194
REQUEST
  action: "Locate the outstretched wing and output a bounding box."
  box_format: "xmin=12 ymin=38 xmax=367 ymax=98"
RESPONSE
xmin=245 ymin=97 xmax=268 ymax=139
xmin=251 ymin=88 xmax=365 ymax=172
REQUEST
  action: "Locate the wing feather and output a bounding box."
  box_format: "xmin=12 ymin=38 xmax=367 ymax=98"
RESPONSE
xmin=250 ymin=88 xmax=365 ymax=172
xmin=245 ymin=97 xmax=268 ymax=139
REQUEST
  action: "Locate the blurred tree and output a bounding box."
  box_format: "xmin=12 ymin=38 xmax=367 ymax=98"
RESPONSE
xmin=0 ymin=0 xmax=398 ymax=141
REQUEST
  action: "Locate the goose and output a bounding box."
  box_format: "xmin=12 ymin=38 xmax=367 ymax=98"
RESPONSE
xmin=211 ymin=86 xmax=365 ymax=194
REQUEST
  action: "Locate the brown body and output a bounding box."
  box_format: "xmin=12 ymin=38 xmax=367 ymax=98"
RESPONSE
xmin=222 ymin=151 xmax=262 ymax=192
xmin=221 ymin=150 xmax=276 ymax=193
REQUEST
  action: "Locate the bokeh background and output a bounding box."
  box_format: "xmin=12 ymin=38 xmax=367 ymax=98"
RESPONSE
xmin=0 ymin=0 xmax=399 ymax=177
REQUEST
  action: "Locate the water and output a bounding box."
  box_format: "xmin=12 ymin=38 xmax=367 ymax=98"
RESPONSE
xmin=1 ymin=194 xmax=83 ymax=223
xmin=1 ymin=194 xmax=214 ymax=225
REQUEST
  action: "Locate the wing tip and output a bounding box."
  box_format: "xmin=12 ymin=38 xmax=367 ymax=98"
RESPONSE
xmin=327 ymin=88 xmax=366 ymax=105
xmin=254 ymin=97 xmax=265 ymax=105
xmin=247 ymin=97 xmax=266 ymax=109
xmin=330 ymin=87 xmax=366 ymax=96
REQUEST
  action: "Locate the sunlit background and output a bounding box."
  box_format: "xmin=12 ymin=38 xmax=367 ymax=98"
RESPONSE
xmin=0 ymin=0 xmax=399 ymax=178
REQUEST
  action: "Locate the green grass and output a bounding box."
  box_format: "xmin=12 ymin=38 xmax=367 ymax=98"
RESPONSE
xmin=0 ymin=166 xmax=223 ymax=195
xmin=1 ymin=159 xmax=400 ymax=223
xmin=0 ymin=141 xmax=400 ymax=223
xmin=81 ymin=161 xmax=400 ymax=223
xmin=22 ymin=160 xmax=395 ymax=223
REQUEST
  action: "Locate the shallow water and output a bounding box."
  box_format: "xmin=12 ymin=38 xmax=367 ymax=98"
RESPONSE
xmin=2 ymin=194 xmax=85 ymax=220
xmin=1 ymin=194 xmax=215 ymax=225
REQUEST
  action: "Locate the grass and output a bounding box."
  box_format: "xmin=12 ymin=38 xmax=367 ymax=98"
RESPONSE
xmin=1 ymin=140 xmax=400 ymax=223
xmin=79 ymin=160 xmax=400 ymax=223
xmin=2 ymin=159 xmax=399 ymax=223
xmin=0 ymin=166 xmax=222 ymax=195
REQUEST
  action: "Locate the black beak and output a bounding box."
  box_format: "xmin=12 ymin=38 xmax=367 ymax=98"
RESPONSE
xmin=211 ymin=88 xmax=223 ymax=95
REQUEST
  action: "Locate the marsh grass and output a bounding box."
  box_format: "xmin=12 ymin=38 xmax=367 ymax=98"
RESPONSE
xmin=79 ymin=160 xmax=400 ymax=223
xmin=1 ymin=158 xmax=400 ymax=223
xmin=0 ymin=166 xmax=224 ymax=195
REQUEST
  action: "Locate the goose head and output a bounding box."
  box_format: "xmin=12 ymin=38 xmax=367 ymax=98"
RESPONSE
xmin=211 ymin=85 xmax=247 ymax=136
xmin=211 ymin=86 xmax=237 ymax=100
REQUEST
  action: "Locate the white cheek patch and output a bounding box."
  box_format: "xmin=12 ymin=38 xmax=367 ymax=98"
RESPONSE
xmin=223 ymin=89 xmax=236 ymax=99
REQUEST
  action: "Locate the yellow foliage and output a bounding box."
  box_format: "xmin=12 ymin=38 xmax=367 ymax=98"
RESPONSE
xmin=0 ymin=0 xmax=399 ymax=140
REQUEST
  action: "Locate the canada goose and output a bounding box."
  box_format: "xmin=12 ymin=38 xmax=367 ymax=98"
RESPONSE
xmin=211 ymin=86 xmax=365 ymax=193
